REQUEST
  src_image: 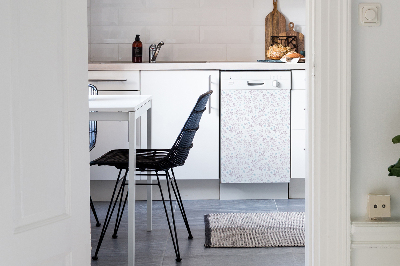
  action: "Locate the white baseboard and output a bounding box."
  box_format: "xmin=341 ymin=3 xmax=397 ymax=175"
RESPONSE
xmin=289 ymin=178 xmax=305 ymax=198
xmin=91 ymin=179 xmax=306 ymax=201
xmin=90 ymin=179 xmax=220 ymax=201
xmin=220 ymin=183 xmax=289 ymax=200
xmin=351 ymin=220 xmax=400 ymax=266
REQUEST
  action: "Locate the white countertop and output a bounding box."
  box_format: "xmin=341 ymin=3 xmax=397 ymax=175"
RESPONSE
xmin=89 ymin=62 xmax=306 ymax=71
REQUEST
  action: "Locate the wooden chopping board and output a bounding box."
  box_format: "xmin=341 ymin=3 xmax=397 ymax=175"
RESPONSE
xmin=265 ymin=0 xmax=286 ymax=59
xmin=279 ymin=22 xmax=304 ymax=52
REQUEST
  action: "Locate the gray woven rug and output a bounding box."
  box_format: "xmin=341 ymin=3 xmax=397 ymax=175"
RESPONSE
xmin=204 ymin=212 xmax=305 ymax=248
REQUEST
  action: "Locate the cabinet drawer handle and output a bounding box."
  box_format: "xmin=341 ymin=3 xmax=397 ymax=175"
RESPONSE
xmin=247 ymin=81 xmax=264 ymax=86
xmin=88 ymin=79 xmax=128 ymax=82
xmin=208 ymin=75 xmax=212 ymax=114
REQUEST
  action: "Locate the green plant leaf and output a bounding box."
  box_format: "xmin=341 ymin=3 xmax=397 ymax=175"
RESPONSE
xmin=388 ymin=158 xmax=400 ymax=177
xmin=392 ymin=135 xmax=400 ymax=144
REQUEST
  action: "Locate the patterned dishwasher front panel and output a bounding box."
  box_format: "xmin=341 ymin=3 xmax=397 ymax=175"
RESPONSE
xmin=220 ymin=89 xmax=290 ymax=183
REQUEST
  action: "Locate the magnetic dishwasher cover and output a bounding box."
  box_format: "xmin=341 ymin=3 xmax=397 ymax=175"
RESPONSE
xmin=220 ymin=71 xmax=291 ymax=183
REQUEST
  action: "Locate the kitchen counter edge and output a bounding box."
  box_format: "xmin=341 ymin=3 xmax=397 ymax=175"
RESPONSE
xmin=89 ymin=62 xmax=306 ymax=71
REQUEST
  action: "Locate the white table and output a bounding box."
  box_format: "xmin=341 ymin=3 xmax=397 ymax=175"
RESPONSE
xmin=89 ymin=94 xmax=152 ymax=266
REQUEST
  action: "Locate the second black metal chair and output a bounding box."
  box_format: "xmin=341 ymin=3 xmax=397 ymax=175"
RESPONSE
xmin=90 ymin=90 xmax=213 ymax=262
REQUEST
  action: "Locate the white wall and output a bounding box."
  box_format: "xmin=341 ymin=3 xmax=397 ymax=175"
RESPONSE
xmin=351 ymin=0 xmax=400 ymax=220
xmin=87 ymin=0 xmax=305 ymax=62
xmin=351 ymin=1 xmax=400 ymax=264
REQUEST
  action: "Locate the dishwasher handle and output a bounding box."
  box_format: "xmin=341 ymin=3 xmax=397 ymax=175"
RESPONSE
xmin=247 ymin=81 xmax=265 ymax=86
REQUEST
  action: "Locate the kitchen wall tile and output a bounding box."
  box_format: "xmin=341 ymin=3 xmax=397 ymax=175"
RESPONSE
xmin=147 ymin=26 xmax=199 ymax=44
xmin=88 ymin=0 xmax=305 ymax=62
xmin=91 ymin=7 xmax=118 ymax=26
xmin=119 ymin=8 xmax=173 ymax=26
xmin=227 ymin=8 xmax=267 ymax=26
xmin=91 ymin=26 xmax=146 ymax=43
xmin=199 ymin=0 xmax=228 ymax=8
xmin=172 ymin=44 xmax=226 ymax=61
xmin=146 ymin=0 xmax=199 ymax=9
xmin=227 ymin=43 xmax=264 ymax=61
xmin=252 ymin=26 xmax=265 ymax=44
xmin=200 ymin=0 xmax=253 ymax=8
xmin=200 ymin=26 xmax=252 ymax=44
xmin=173 ymin=8 xmax=226 ymax=26
xmin=91 ymin=44 xmax=119 ymax=62
xmin=253 ymin=0 xmax=306 ymax=26
xmin=91 ymin=0 xmax=146 ymax=8
xmin=118 ymin=44 xmax=131 ymax=62
xmin=280 ymin=1 xmax=306 ymax=25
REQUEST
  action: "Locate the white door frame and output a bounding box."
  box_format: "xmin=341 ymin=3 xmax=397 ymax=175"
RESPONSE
xmin=306 ymin=0 xmax=351 ymax=265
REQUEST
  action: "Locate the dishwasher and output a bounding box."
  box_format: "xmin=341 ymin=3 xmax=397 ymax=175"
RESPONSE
xmin=220 ymin=71 xmax=291 ymax=183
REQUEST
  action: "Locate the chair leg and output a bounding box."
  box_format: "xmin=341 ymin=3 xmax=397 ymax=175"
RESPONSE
xmin=90 ymin=196 xmax=101 ymax=227
xmin=156 ymin=171 xmax=182 ymax=262
xmin=168 ymin=169 xmax=193 ymax=239
xmin=112 ymin=178 xmax=128 ymax=239
xmin=92 ymin=169 xmax=128 ymax=261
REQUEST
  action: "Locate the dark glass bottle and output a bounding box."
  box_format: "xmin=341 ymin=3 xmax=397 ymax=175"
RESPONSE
xmin=132 ymin=35 xmax=142 ymax=63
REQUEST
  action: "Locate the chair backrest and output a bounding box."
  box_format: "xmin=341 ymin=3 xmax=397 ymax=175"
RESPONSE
xmin=89 ymin=84 xmax=98 ymax=151
xmin=162 ymin=90 xmax=213 ymax=169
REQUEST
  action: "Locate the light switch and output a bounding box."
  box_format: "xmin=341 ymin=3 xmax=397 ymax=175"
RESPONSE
xmin=359 ymin=3 xmax=381 ymax=26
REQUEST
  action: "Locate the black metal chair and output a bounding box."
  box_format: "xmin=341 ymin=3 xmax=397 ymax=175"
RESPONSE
xmin=90 ymin=90 xmax=213 ymax=262
xmin=89 ymin=84 xmax=101 ymax=227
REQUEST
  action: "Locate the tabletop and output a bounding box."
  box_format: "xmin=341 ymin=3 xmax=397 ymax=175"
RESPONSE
xmin=89 ymin=95 xmax=152 ymax=112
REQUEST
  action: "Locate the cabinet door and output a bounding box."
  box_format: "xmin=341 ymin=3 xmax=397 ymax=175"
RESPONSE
xmin=291 ymin=129 xmax=306 ymax=179
xmin=141 ymin=70 xmax=219 ymax=180
xmin=291 ymin=90 xmax=306 ymax=130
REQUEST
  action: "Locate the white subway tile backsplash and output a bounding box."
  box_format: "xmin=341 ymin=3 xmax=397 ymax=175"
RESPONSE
xmin=87 ymin=0 xmax=305 ymax=62
xmin=118 ymin=44 xmax=132 ymax=61
xmin=146 ymin=0 xmax=199 ymax=9
xmin=91 ymin=0 xmax=146 ymax=8
xmin=200 ymin=0 xmax=253 ymax=9
xmin=227 ymin=8 xmax=266 ymax=26
xmin=252 ymin=26 xmax=265 ymax=44
xmin=91 ymin=7 xmax=118 ymax=26
xmin=199 ymin=0 xmax=228 ymax=8
xmin=173 ymin=8 xmax=226 ymax=26
xmin=227 ymin=43 xmax=264 ymax=61
xmin=91 ymin=26 xmax=146 ymax=43
xmin=119 ymin=8 xmax=173 ymax=26
xmin=91 ymin=44 xmax=119 ymax=61
xmin=200 ymin=26 xmax=252 ymax=44
xmin=172 ymin=44 xmax=226 ymax=61
xmin=147 ymin=26 xmax=199 ymax=44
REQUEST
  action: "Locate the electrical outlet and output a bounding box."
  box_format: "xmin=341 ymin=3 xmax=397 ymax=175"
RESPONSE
xmin=368 ymin=194 xmax=391 ymax=219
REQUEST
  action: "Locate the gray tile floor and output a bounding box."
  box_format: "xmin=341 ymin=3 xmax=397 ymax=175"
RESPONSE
xmin=91 ymin=199 xmax=305 ymax=266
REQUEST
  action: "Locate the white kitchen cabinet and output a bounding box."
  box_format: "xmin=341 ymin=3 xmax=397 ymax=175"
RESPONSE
xmin=141 ymin=70 xmax=219 ymax=180
xmin=291 ymin=70 xmax=306 ymax=179
xmin=291 ymin=130 xmax=306 ymax=179
xmin=88 ymin=71 xmax=141 ymax=180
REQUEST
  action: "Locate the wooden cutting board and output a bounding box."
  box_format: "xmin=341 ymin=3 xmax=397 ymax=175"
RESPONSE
xmin=265 ymin=0 xmax=287 ymax=59
xmin=280 ymin=22 xmax=304 ymax=52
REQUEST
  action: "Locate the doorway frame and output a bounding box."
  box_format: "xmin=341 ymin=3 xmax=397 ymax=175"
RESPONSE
xmin=306 ymin=0 xmax=351 ymax=265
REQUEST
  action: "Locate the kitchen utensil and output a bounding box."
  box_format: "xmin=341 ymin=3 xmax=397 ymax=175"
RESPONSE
xmin=265 ymin=0 xmax=287 ymax=59
xmin=279 ymin=22 xmax=304 ymax=52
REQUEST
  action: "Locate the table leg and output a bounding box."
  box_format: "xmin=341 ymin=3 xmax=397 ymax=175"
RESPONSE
xmin=128 ymin=112 xmax=136 ymax=266
xmin=147 ymin=105 xmax=152 ymax=232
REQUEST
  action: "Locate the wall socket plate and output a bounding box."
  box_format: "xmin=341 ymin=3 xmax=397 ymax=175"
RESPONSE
xmin=368 ymin=194 xmax=391 ymax=219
